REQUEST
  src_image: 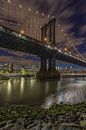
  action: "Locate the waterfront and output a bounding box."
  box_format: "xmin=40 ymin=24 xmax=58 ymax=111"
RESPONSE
xmin=0 ymin=77 xmax=86 ymax=106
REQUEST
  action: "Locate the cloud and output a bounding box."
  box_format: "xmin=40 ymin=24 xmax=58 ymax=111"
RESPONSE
xmin=0 ymin=48 xmax=39 ymax=65
xmin=0 ymin=55 xmax=39 ymax=65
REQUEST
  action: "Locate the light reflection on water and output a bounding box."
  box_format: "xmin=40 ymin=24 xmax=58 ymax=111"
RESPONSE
xmin=7 ymin=79 xmax=12 ymax=96
xmin=44 ymin=78 xmax=86 ymax=108
xmin=0 ymin=78 xmax=86 ymax=106
xmin=20 ymin=78 xmax=24 ymax=96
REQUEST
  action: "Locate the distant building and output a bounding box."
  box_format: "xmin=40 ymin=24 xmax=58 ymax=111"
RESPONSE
xmin=9 ymin=62 xmax=14 ymax=72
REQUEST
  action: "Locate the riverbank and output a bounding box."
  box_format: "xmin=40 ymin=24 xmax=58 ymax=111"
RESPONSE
xmin=61 ymin=73 xmax=86 ymax=78
xmin=0 ymin=103 xmax=86 ymax=130
xmin=0 ymin=78 xmax=9 ymax=84
xmin=0 ymin=74 xmax=34 ymax=79
xmin=0 ymin=73 xmax=86 ymax=80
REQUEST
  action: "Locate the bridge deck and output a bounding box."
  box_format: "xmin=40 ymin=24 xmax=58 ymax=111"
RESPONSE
xmin=0 ymin=25 xmax=86 ymax=67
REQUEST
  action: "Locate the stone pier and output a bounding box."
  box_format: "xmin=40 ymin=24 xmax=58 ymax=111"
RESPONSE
xmin=36 ymin=57 xmax=60 ymax=79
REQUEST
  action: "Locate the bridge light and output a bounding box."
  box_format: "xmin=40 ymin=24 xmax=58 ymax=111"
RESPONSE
xmin=28 ymin=8 xmax=31 ymax=11
xmin=64 ymin=33 xmax=67 ymax=36
xmin=61 ymin=29 xmax=64 ymax=32
xmin=1 ymin=20 xmax=3 ymax=23
xmin=36 ymin=11 xmax=38 ymax=14
xmin=18 ymin=23 xmax=21 ymax=26
xmin=69 ymin=52 xmax=71 ymax=56
xmin=69 ymin=41 xmax=72 ymax=43
xmin=52 ymin=16 xmax=55 ymax=18
xmin=64 ymin=48 xmax=68 ymax=51
xmin=57 ymin=24 xmax=60 ymax=27
xmin=40 ymin=26 xmax=42 ymax=28
xmin=44 ymin=37 xmax=47 ymax=42
xmin=42 ymin=13 xmax=44 ymax=16
xmin=10 ymin=22 xmax=12 ymax=24
xmin=67 ymin=37 xmax=70 ymax=40
xmin=8 ymin=0 xmax=11 ymax=3
xmin=19 ymin=4 xmax=22 ymax=8
xmin=20 ymin=30 xmax=24 ymax=34
xmin=59 ymin=49 xmax=61 ymax=52
xmin=54 ymin=47 xmax=57 ymax=50
xmin=19 ymin=34 xmax=22 ymax=37
xmin=30 ymin=25 xmax=32 ymax=28
xmin=48 ymin=15 xmax=50 ymax=17
xmin=47 ymin=45 xmax=50 ymax=48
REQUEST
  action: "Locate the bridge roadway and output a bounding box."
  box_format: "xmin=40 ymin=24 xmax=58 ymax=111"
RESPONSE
xmin=0 ymin=25 xmax=86 ymax=68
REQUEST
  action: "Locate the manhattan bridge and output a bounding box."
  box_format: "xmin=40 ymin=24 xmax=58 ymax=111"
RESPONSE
xmin=0 ymin=0 xmax=86 ymax=77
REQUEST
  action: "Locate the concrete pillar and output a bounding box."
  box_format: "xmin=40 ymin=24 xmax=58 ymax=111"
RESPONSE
xmin=43 ymin=58 xmax=47 ymax=71
xmin=52 ymin=58 xmax=56 ymax=71
xmin=48 ymin=58 xmax=56 ymax=72
xmin=40 ymin=57 xmax=47 ymax=71
xmin=48 ymin=58 xmax=52 ymax=71
xmin=40 ymin=57 xmax=43 ymax=71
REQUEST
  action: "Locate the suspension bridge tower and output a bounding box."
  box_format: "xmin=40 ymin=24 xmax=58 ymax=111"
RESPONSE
xmin=37 ymin=18 xmax=60 ymax=79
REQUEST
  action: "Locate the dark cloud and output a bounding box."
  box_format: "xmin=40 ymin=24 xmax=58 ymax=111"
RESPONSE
xmin=20 ymin=0 xmax=86 ymax=53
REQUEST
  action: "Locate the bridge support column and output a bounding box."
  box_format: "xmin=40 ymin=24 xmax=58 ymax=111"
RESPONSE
xmin=48 ymin=58 xmax=56 ymax=72
xmin=52 ymin=58 xmax=56 ymax=71
xmin=48 ymin=58 xmax=52 ymax=72
xmin=37 ymin=57 xmax=60 ymax=79
xmin=40 ymin=57 xmax=47 ymax=71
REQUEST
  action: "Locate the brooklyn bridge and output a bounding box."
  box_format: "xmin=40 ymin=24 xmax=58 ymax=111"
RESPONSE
xmin=0 ymin=0 xmax=86 ymax=78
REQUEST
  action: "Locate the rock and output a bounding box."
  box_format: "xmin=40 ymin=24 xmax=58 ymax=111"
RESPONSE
xmin=34 ymin=120 xmax=39 ymax=125
xmin=47 ymin=122 xmax=52 ymax=130
xmin=4 ymin=123 xmax=13 ymax=130
xmin=34 ymin=123 xmax=42 ymax=130
xmin=27 ymin=123 xmax=36 ymax=129
xmin=41 ymin=123 xmax=48 ymax=130
xmin=11 ymin=126 xmax=17 ymax=130
xmin=23 ymin=114 xmax=29 ymax=119
xmin=0 ymin=121 xmax=6 ymax=128
xmin=17 ymin=118 xmax=26 ymax=127
xmin=11 ymin=122 xmax=21 ymax=130
xmin=80 ymin=120 xmax=86 ymax=128
xmin=7 ymin=120 xmax=13 ymax=124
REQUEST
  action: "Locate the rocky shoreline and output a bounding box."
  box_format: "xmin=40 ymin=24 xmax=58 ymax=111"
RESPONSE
xmin=0 ymin=103 xmax=86 ymax=130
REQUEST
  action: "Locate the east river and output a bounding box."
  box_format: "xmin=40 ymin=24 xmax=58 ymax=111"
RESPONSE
xmin=0 ymin=77 xmax=86 ymax=130
xmin=0 ymin=77 xmax=86 ymax=106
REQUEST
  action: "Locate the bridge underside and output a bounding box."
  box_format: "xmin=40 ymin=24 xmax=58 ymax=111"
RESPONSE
xmin=0 ymin=31 xmax=86 ymax=68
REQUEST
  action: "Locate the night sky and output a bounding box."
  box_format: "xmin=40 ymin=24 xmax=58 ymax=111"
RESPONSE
xmin=0 ymin=0 xmax=86 ymax=68
xmin=21 ymin=0 xmax=86 ymax=53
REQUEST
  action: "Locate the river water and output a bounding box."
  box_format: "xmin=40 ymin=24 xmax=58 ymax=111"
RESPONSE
xmin=0 ymin=77 xmax=86 ymax=106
